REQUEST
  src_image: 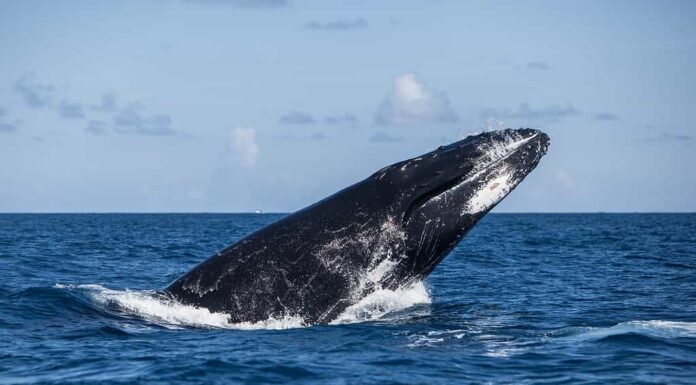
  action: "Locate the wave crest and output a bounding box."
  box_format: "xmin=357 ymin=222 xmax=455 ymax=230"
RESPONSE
xmin=575 ymin=320 xmax=696 ymax=341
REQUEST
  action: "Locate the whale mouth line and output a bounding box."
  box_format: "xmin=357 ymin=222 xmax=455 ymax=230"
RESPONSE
xmin=403 ymin=170 xmax=473 ymax=225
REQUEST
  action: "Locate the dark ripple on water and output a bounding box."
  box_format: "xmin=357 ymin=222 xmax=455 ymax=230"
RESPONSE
xmin=1 ymin=213 xmax=695 ymax=384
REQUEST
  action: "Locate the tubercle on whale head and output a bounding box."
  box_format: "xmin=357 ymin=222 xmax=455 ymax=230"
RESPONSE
xmin=372 ymin=128 xmax=550 ymax=282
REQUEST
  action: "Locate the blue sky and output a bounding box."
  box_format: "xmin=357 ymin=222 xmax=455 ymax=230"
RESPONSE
xmin=1 ymin=0 xmax=694 ymax=212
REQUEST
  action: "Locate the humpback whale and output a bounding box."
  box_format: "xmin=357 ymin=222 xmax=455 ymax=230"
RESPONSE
xmin=166 ymin=128 xmax=550 ymax=324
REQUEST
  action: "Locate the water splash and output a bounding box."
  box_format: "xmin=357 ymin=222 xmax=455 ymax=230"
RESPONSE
xmin=56 ymin=282 xmax=430 ymax=330
xmin=58 ymin=284 xmax=306 ymax=330
xmin=331 ymin=281 xmax=431 ymax=324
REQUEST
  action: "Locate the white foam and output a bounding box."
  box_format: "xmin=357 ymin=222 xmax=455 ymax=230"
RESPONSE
xmin=365 ymin=258 xmax=399 ymax=284
xmin=406 ymin=329 xmax=468 ymax=347
xmin=59 ymin=284 xmax=306 ymax=330
xmin=331 ymin=281 xmax=431 ymax=324
xmin=58 ymin=281 xmax=430 ymax=329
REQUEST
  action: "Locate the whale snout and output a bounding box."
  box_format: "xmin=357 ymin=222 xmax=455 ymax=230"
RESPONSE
xmin=396 ymin=128 xmax=550 ymax=277
xmin=401 ymin=128 xmax=549 ymax=218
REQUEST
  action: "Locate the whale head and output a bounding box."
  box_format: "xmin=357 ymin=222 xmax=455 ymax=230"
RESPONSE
xmin=370 ymin=128 xmax=550 ymax=283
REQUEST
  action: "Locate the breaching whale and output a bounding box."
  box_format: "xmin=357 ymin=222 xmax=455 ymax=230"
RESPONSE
xmin=166 ymin=128 xmax=550 ymax=324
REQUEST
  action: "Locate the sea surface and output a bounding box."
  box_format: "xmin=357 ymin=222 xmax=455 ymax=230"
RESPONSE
xmin=1 ymin=213 xmax=695 ymax=384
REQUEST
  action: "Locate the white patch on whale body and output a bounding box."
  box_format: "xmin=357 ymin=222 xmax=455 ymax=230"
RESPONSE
xmin=462 ymin=171 xmax=514 ymax=214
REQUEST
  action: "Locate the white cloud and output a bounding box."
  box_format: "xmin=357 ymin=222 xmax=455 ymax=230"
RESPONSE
xmin=230 ymin=127 xmax=259 ymax=167
xmin=375 ymin=74 xmax=458 ymax=126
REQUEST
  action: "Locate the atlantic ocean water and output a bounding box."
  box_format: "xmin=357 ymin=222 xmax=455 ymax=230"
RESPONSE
xmin=0 ymin=213 xmax=694 ymax=384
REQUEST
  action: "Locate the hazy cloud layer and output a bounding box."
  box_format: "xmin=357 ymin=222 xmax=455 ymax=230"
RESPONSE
xmin=112 ymin=103 xmax=175 ymax=136
xmin=14 ymin=73 xmax=55 ymax=108
xmin=11 ymin=74 xmax=177 ymax=136
xmin=58 ymin=100 xmax=86 ymax=119
xmin=100 ymin=95 xmax=176 ymax=136
xmin=376 ymin=74 xmax=458 ymax=126
xmin=498 ymin=59 xmax=551 ymax=71
xmin=183 ymin=0 xmax=287 ymax=7
xmin=325 ymin=113 xmax=358 ymax=126
xmin=95 ymin=92 xmax=117 ymax=112
xmin=369 ymin=131 xmax=404 ymax=143
xmin=527 ymin=61 xmax=550 ymax=70
xmin=86 ymin=120 xmax=108 ymax=135
xmin=280 ymin=111 xmax=316 ymax=125
xmin=305 ymin=18 xmax=368 ymax=31
xmin=0 ymin=105 xmax=20 ymax=133
xmin=482 ymin=102 xmax=579 ymax=122
xmin=643 ymin=133 xmax=691 ymax=142
xmin=0 ymin=122 xmax=18 ymax=133
xmin=593 ymin=112 xmax=619 ymax=121
xmin=231 ymin=127 xmax=259 ymax=167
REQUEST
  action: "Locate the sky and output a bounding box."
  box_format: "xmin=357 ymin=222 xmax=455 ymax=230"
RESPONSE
xmin=0 ymin=0 xmax=695 ymax=213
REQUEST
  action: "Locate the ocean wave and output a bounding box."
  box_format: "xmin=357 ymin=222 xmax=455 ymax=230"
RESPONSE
xmin=566 ymin=320 xmax=696 ymax=341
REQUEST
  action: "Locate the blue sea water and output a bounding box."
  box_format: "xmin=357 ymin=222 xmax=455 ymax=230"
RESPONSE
xmin=0 ymin=213 xmax=695 ymax=384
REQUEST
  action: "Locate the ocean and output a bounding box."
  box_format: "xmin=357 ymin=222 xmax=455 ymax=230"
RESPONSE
xmin=1 ymin=213 xmax=694 ymax=384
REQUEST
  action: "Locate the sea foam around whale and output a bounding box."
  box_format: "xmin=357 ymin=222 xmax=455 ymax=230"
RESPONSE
xmin=57 ymin=281 xmax=431 ymax=330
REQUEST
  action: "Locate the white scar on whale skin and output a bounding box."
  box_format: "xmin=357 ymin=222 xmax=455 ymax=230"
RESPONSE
xmin=462 ymin=171 xmax=514 ymax=215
